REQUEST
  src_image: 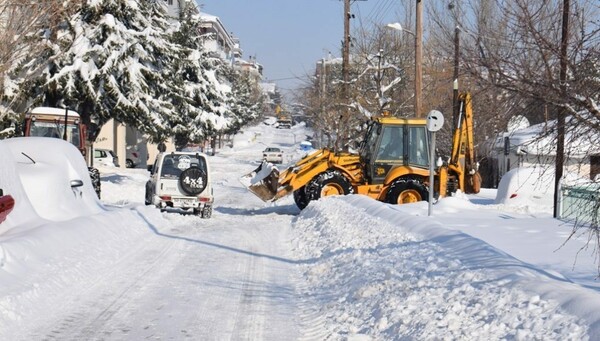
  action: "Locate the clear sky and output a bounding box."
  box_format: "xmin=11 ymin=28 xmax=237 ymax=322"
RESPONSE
xmin=197 ymin=0 xmax=403 ymax=98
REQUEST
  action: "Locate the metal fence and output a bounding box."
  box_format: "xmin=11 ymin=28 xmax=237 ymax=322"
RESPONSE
xmin=560 ymin=184 xmax=600 ymax=226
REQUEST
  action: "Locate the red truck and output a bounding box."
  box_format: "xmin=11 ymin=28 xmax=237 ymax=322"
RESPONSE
xmin=23 ymin=107 xmax=101 ymax=198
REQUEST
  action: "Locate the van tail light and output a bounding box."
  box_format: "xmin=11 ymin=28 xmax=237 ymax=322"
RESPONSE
xmin=509 ymin=193 xmax=518 ymax=199
xmin=160 ymin=195 xmax=172 ymax=201
xmin=198 ymin=197 xmax=210 ymax=202
xmin=132 ymin=152 xmax=139 ymax=158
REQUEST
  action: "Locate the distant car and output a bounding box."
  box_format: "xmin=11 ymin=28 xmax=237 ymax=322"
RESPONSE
xmin=145 ymin=151 xmax=213 ymax=218
xmin=126 ymin=147 xmax=141 ymax=168
xmin=263 ymin=147 xmax=283 ymax=164
xmin=94 ymin=148 xmax=119 ymax=167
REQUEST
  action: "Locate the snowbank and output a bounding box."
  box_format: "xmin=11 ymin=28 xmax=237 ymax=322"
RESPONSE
xmin=292 ymin=195 xmax=599 ymax=339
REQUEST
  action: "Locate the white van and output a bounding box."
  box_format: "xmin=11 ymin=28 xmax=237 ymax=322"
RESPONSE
xmin=145 ymin=151 xmax=213 ymax=218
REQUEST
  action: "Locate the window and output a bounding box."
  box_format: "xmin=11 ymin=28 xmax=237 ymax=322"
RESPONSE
xmin=408 ymin=126 xmax=429 ymax=167
xmin=161 ymin=154 xmax=207 ymax=179
xmin=376 ymin=126 xmax=404 ymax=161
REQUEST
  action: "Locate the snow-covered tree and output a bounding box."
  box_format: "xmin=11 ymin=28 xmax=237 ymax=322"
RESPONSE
xmin=219 ymin=65 xmax=262 ymax=135
xmin=168 ymin=3 xmax=234 ymax=148
xmin=4 ymin=0 xmax=180 ymax=140
xmin=2 ymin=0 xmax=248 ymax=145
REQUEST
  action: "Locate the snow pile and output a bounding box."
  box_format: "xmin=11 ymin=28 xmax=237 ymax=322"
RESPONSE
xmin=292 ymin=195 xmax=591 ymax=340
xmin=0 ymin=206 xmax=160 ymax=337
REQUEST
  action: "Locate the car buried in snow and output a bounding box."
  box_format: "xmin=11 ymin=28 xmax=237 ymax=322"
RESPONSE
xmin=145 ymin=151 xmax=213 ymax=218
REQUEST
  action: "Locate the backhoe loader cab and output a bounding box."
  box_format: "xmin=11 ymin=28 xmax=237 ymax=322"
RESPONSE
xmin=241 ymin=92 xmax=481 ymax=210
xmin=359 ymin=117 xmax=430 ymax=185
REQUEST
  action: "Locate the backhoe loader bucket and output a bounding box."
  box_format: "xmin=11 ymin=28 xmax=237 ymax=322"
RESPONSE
xmin=239 ymin=161 xmax=280 ymax=202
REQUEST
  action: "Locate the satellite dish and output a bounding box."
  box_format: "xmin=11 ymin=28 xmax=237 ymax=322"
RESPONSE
xmin=507 ymin=115 xmax=530 ymax=133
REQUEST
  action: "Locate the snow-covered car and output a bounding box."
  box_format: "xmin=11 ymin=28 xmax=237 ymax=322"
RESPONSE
xmin=262 ymin=147 xmax=283 ymax=164
xmin=0 ymin=137 xmax=102 ymax=227
xmin=94 ymin=148 xmax=119 ymax=167
xmin=145 ymin=151 xmax=213 ymax=218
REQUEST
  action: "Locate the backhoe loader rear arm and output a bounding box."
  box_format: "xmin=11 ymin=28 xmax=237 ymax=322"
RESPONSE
xmin=448 ymin=92 xmax=481 ymax=194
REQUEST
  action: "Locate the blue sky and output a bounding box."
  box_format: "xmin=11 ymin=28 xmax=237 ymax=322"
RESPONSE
xmin=197 ymin=0 xmax=402 ymax=97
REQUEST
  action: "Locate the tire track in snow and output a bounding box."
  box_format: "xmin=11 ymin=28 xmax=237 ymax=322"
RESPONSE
xmin=231 ymin=245 xmax=266 ymax=340
xmin=28 ymin=223 xmax=182 ymax=340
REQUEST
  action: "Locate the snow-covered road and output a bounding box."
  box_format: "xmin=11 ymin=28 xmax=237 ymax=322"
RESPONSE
xmin=15 ymin=135 xmax=315 ymax=340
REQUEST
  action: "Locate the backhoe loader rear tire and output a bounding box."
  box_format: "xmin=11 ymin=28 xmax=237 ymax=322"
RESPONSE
xmin=305 ymin=170 xmax=354 ymax=203
xmin=385 ymin=179 xmax=428 ymax=205
xmin=293 ymin=187 xmax=309 ymax=210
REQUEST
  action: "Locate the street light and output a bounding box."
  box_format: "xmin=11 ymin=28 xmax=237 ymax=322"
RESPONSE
xmin=385 ymin=23 xmax=414 ymax=36
xmin=386 ymin=19 xmax=423 ymax=118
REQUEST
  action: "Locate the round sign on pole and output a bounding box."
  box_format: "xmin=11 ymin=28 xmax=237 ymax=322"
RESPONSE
xmin=426 ymin=110 xmax=444 ymax=132
xmin=426 ymin=110 xmax=444 ymax=216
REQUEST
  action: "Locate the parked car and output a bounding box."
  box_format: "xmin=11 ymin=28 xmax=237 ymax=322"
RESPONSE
xmin=145 ymin=151 xmax=213 ymax=218
xmin=262 ymin=147 xmax=284 ymax=164
xmin=94 ymin=148 xmax=119 ymax=167
xmin=126 ymin=147 xmax=141 ymax=168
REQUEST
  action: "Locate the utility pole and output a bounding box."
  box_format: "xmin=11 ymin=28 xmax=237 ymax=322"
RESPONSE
xmin=453 ymin=25 xmax=460 ymax=128
xmin=343 ymin=0 xmax=350 ymax=89
xmin=376 ymin=49 xmax=383 ymax=112
xmin=554 ymin=0 xmax=570 ymax=218
xmin=341 ymin=0 xmax=351 ymax=151
xmin=415 ymin=0 xmax=423 ymax=118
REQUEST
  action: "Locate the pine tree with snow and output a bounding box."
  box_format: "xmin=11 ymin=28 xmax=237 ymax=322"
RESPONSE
xmin=168 ymin=3 xmax=234 ymax=148
xmin=219 ymin=65 xmax=262 ymax=135
xmin=2 ymin=0 xmax=241 ymax=145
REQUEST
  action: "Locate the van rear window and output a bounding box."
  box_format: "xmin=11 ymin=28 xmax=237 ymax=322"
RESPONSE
xmin=160 ymin=154 xmax=206 ymax=179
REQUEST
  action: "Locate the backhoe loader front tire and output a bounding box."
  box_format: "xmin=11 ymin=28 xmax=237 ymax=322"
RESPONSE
xmin=305 ymin=170 xmax=354 ymax=203
xmin=385 ymin=179 xmax=428 ymax=205
xmin=293 ymin=187 xmax=309 ymax=210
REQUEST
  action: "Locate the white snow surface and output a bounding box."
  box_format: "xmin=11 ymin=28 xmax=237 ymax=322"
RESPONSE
xmin=1 ymin=122 xmax=600 ymax=339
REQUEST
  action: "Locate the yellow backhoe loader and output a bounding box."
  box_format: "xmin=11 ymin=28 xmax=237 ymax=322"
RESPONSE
xmin=241 ymin=92 xmax=482 ymax=210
